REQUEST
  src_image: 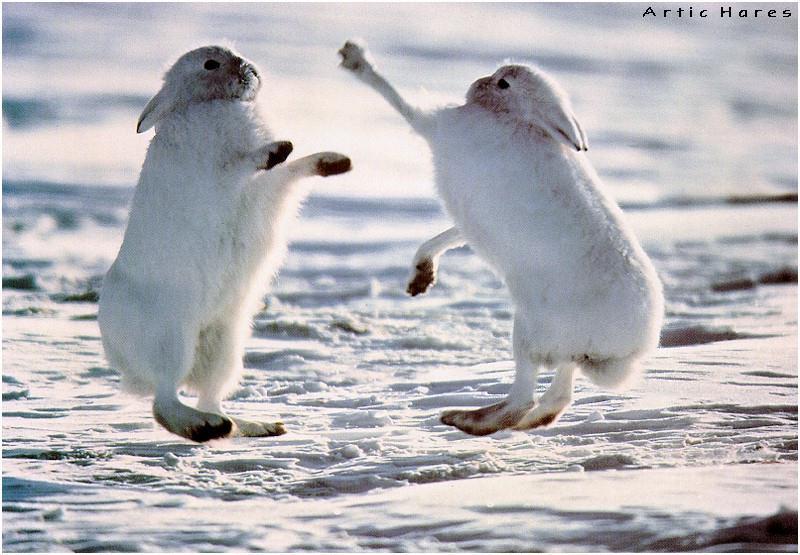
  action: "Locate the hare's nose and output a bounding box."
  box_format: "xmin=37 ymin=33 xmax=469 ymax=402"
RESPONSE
xmin=237 ymin=59 xmax=258 ymax=77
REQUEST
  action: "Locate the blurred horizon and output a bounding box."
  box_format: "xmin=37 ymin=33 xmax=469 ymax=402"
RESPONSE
xmin=3 ymin=2 xmax=797 ymax=201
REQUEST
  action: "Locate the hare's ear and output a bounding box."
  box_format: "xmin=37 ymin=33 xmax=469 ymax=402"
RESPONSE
xmin=534 ymin=99 xmax=588 ymax=152
xmin=136 ymin=89 xmax=170 ymax=134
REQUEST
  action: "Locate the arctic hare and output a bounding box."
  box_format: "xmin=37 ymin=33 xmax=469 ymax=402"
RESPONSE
xmin=99 ymin=45 xmax=351 ymax=442
xmin=339 ymin=41 xmax=663 ymax=436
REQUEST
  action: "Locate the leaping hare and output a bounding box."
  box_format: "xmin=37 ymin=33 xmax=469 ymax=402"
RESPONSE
xmin=99 ymin=45 xmax=351 ymax=442
xmin=339 ymin=40 xmax=663 ymax=436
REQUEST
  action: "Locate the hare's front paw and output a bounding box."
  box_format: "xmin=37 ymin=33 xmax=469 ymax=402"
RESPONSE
xmin=315 ymin=152 xmax=352 ymax=177
xmin=339 ymin=40 xmax=372 ymax=73
xmin=407 ymin=257 xmax=436 ymax=296
xmin=256 ymin=141 xmax=293 ymax=170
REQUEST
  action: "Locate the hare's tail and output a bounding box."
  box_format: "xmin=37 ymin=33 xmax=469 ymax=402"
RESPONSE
xmin=579 ymin=354 xmax=641 ymax=389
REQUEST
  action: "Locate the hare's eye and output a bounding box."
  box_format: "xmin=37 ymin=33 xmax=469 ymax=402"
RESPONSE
xmin=497 ymin=78 xmax=510 ymax=89
xmin=204 ymin=60 xmax=221 ymax=70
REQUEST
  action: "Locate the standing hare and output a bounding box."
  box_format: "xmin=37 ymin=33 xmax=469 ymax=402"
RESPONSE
xmin=99 ymin=45 xmax=351 ymax=442
xmin=339 ymin=40 xmax=663 ymax=436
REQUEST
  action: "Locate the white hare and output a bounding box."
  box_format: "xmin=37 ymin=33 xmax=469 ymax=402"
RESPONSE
xmin=339 ymin=41 xmax=663 ymax=436
xmin=98 ymin=45 xmax=351 ymax=442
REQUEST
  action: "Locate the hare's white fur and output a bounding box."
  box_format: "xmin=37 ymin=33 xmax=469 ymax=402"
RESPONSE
xmin=340 ymin=41 xmax=663 ymax=436
xmin=99 ymin=45 xmax=351 ymax=442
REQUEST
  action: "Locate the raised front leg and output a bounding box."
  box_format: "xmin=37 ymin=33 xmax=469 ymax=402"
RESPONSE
xmin=339 ymin=40 xmax=435 ymax=137
xmin=251 ymin=141 xmax=294 ymax=170
xmin=276 ymin=152 xmax=352 ymax=179
xmin=407 ymin=227 xmax=465 ymax=296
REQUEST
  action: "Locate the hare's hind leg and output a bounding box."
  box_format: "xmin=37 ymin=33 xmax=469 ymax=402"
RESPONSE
xmin=154 ymin=393 xmax=233 ymax=442
xmin=151 ymin=327 xmax=234 ymax=442
xmin=197 ymin=390 xmax=286 ymax=438
xmin=513 ymin=363 xmax=576 ymax=431
xmin=193 ymin=322 xmax=286 ymax=438
xmin=195 ymin=396 xmax=285 ymax=438
xmin=440 ymin=318 xmax=537 ymax=436
xmin=229 ymin=417 xmax=286 ymax=437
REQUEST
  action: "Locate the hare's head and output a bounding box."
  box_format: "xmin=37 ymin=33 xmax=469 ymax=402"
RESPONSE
xmin=137 ymin=45 xmax=262 ymax=133
xmin=466 ymin=64 xmax=587 ymax=151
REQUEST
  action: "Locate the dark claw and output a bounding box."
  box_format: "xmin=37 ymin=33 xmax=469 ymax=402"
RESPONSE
xmin=535 ymin=413 xmax=558 ymax=427
xmin=187 ymin=416 xmax=233 ymax=443
xmin=317 ymin=156 xmax=351 ymax=177
xmin=440 ymin=411 xmax=458 ymax=426
xmin=338 ymin=42 xmax=365 ymax=72
xmin=407 ymin=258 xmax=435 ymax=296
xmin=265 ymin=141 xmax=293 ymax=170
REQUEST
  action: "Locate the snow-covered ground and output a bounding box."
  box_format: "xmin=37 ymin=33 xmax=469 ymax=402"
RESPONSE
xmin=3 ymin=3 xmax=797 ymax=551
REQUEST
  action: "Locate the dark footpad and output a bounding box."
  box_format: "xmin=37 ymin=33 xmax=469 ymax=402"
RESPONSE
xmin=407 ymin=258 xmax=435 ymax=296
xmin=187 ymin=416 xmax=233 ymax=443
xmin=266 ymin=141 xmax=294 ymax=170
xmin=317 ymin=156 xmax=352 ymax=177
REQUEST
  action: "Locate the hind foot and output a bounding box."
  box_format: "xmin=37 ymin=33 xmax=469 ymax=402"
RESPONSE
xmin=153 ymin=396 xmax=233 ymax=442
xmin=513 ymin=365 xmax=576 ymax=431
xmin=514 ymin=364 xmax=575 ymax=430
xmin=441 ymin=400 xmax=534 ymax=436
xmin=231 ymin=417 xmax=286 ymax=437
xmin=512 ymin=404 xmax=568 ymax=430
